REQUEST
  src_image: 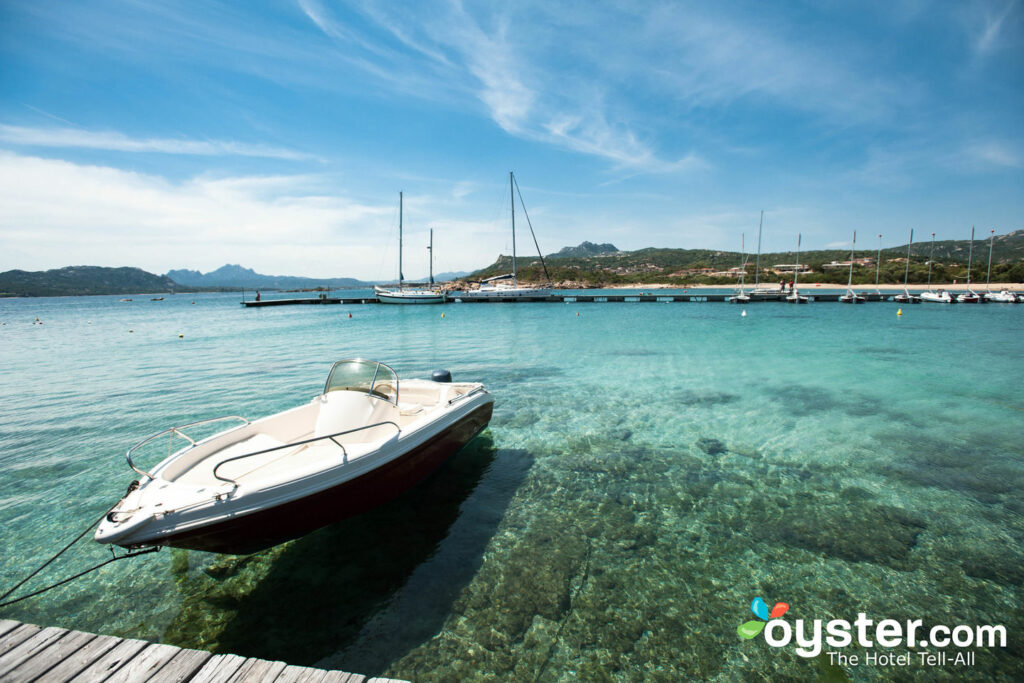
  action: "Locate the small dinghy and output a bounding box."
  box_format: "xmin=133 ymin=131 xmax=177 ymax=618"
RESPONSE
xmin=95 ymin=359 xmax=493 ymax=554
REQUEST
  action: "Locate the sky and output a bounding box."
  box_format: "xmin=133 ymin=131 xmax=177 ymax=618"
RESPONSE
xmin=1 ymin=0 xmax=1022 ymax=280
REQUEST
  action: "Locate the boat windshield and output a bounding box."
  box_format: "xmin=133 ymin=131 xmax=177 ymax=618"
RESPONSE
xmin=323 ymin=359 xmax=399 ymax=403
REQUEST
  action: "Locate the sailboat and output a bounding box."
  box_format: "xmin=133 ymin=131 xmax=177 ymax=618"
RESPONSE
xmin=839 ymin=231 xmax=866 ymax=303
xmin=461 ymin=172 xmax=551 ymax=300
xmin=728 ymin=233 xmax=750 ymax=303
xmin=375 ymin=192 xmax=446 ymax=304
xmin=920 ymin=232 xmax=954 ymax=304
xmin=786 ymin=233 xmax=809 ymax=303
xmin=893 ymin=229 xmax=921 ymax=303
xmin=747 ymin=211 xmax=780 ymax=299
xmin=956 ymin=226 xmax=982 ymax=303
xmin=982 ymin=229 xmax=1019 ymax=303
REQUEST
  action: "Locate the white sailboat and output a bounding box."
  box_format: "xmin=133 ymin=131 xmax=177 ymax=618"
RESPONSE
xmin=728 ymin=233 xmax=750 ymax=303
xmin=460 ymin=172 xmax=551 ymax=300
xmin=983 ymin=228 xmax=1019 ymax=303
xmin=920 ymin=232 xmax=954 ymax=303
xmin=893 ymin=229 xmax=921 ymax=303
xmin=786 ymin=233 xmax=809 ymax=303
xmin=839 ymin=231 xmax=866 ymax=304
xmin=376 ymin=192 xmax=446 ymax=305
xmin=747 ymin=210 xmax=780 ymax=299
xmin=956 ymin=226 xmax=982 ymax=304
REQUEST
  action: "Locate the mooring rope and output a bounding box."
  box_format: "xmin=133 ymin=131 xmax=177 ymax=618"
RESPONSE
xmin=0 ymin=505 xmax=160 ymax=609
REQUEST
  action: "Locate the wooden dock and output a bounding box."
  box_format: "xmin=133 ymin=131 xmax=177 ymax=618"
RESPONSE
xmin=242 ymin=292 xmax=899 ymax=307
xmin=0 ymin=620 xmax=405 ymax=683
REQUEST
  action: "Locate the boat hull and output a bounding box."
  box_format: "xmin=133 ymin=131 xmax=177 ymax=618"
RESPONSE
xmin=375 ymin=290 xmax=446 ymax=304
xmin=131 ymin=402 xmax=493 ymax=554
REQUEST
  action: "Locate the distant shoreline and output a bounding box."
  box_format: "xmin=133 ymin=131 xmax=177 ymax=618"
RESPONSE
xmin=601 ymin=282 xmax=1024 ymax=292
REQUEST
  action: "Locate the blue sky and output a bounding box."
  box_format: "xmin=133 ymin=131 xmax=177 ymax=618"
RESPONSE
xmin=1 ymin=0 xmax=1021 ymax=279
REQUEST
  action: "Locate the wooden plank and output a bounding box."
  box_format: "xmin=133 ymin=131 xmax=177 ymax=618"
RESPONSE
xmin=0 ymin=620 xmax=22 ymax=639
xmin=189 ymin=653 xmax=248 ymax=683
xmin=3 ymin=629 xmax=97 ymax=682
xmin=28 ymin=633 xmax=120 ymax=682
xmin=68 ymin=637 xmax=149 ymax=682
xmin=274 ymin=664 xmax=328 ymax=683
xmin=146 ymin=647 xmax=214 ymax=683
xmin=105 ymin=643 xmax=182 ymax=683
xmin=321 ymin=671 xmax=365 ymax=683
xmin=0 ymin=624 xmax=41 ymax=657
xmin=367 ymin=678 xmax=410 ymax=683
xmin=0 ymin=626 xmax=69 ymax=678
xmin=225 ymin=657 xmax=287 ymax=683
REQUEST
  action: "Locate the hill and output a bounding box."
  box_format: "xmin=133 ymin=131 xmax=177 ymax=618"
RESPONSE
xmin=0 ymin=266 xmax=183 ymax=297
xmin=165 ymin=264 xmax=368 ymax=290
xmin=464 ymin=231 xmax=1024 ymax=286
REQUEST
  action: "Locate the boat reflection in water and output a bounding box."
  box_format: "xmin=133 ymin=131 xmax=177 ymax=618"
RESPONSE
xmin=95 ymin=359 xmax=493 ymax=554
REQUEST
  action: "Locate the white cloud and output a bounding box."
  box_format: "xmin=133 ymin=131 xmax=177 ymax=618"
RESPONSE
xmin=0 ymin=125 xmax=315 ymax=161
xmin=0 ymin=152 xmax=568 ymax=278
xmin=966 ymin=140 xmax=1022 ymax=168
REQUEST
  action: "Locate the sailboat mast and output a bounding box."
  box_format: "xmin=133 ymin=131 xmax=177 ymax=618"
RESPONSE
xmin=794 ymin=233 xmax=802 ymax=289
xmin=510 ymin=171 xmax=517 ymax=287
xmin=927 ymin=233 xmax=934 ymax=289
xmin=986 ymin=229 xmax=994 ymax=292
xmin=847 ymin=231 xmax=856 ymax=290
xmin=754 ymin=210 xmax=763 ymax=288
xmin=903 ymin=229 xmax=913 ymax=289
xmin=875 ymin=234 xmax=882 ymax=291
xmin=739 ymin=233 xmax=746 ymax=289
xmin=428 ymin=228 xmax=434 ymax=285
xmin=967 ymin=225 xmax=974 ymax=289
xmin=399 ymin=191 xmax=404 ymax=290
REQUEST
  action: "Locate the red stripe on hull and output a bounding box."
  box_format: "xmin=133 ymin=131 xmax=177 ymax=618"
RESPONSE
xmin=144 ymin=402 xmax=493 ymax=554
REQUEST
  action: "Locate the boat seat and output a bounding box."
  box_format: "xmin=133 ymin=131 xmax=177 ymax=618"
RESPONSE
xmin=315 ymin=391 xmax=399 ymax=444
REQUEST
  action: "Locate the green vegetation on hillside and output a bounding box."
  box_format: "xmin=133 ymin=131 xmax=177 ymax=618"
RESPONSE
xmin=465 ymin=231 xmax=1024 ymax=287
xmin=0 ymin=266 xmax=187 ymax=297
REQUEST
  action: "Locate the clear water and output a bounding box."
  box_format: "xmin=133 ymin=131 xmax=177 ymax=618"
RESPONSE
xmin=1 ymin=292 xmax=1022 ymax=680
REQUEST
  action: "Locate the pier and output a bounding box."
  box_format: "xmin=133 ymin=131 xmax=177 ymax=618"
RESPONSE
xmin=242 ymin=292 xmax=897 ymax=307
xmin=0 ymin=619 xmax=404 ymax=683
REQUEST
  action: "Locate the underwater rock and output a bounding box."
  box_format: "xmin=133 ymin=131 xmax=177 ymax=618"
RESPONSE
xmin=674 ymin=389 xmax=738 ymax=406
xmin=755 ymin=498 xmax=926 ymax=570
xmin=961 ymin=551 xmax=1024 ymax=587
xmin=697 ymin=437 xmax=727 ymax=456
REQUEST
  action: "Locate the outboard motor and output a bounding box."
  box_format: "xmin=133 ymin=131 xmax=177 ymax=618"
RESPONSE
xmin=431 ymin=369 xmax=453 ymax=383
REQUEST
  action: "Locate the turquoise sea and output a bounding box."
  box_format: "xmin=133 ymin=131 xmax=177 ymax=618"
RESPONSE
xmin=1 ymin=291 xmax=1022 ymax=680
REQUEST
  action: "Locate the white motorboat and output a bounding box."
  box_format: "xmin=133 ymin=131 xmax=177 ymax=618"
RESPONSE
xmin=921 ymin=289 xmax=955 ymax=304
xmin=893 ymin=229 xmax=921 ymax=304
xmin=984 ymin=289 xmax=1019 ymax=303
xmin=460 ymin=172 xmax=551 ymax=300
xmin=95 ymin=359 xmax=493 ymax=554
xmin=956 ymin=226 xmax=983 ymax=304
xmin=376 ymin=193 xmax=445 ymax=305
xmin=839 ymin=230 xmax=866 ymax=304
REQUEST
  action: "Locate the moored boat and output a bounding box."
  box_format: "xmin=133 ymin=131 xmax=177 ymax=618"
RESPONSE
xmin=786 ymin=232 xmax=809 ymax=303
xmin=893 ymin=229 xmax=921 ymax=303
xmin=956 ymin=226 xmax=983 ymax=303
xmin=94 ymin=359 xmax=493 ymax=554
xmin=459 ymin=172 xmax=551 ymax=300
xmin=376 ymin=193 xmax=446 ymax=304
xmin=839 ymin=230 xmax=866 ymax=304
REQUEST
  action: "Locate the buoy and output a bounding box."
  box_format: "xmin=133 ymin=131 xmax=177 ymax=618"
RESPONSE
xmin=348 ymin=313 xmax=352 ymax=318
xmin=129 ymin=329 xmax=134 ymax=333
xmin=897 ymin=308 xmax=902 ymax=316
xmin=576 ymin=311 xmax=580 ymax=317
xmin=441 ymin=312 xmax=445 ymax=318
xmin=178 ymin=334 xmax=184 ymax=338
xmin=741 ymin=310 xmax=747 ymax=317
